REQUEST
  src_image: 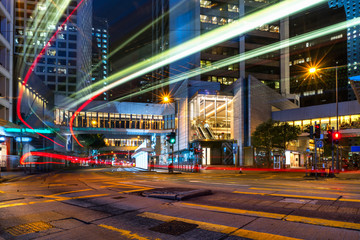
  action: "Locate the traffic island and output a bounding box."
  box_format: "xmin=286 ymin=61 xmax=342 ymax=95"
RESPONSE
xmin=141 ymin=188 xmax=212 ymax=200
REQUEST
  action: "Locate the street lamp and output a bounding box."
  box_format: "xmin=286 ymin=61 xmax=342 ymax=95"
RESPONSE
xmin=308 ymin=65 xmax=341 ymax=172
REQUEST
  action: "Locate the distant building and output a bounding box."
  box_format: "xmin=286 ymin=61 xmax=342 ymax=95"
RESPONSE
xmin=14 ymin=0 xmax=93 ymax=97
xmin=289 ymin=3 xmax=348 ymax=107
xmin=92 ymin=17 xmax=110 ymax=101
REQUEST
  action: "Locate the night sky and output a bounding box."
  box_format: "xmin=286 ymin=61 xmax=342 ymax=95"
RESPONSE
xmin=93 ymin=0 xmax=152 ymax=44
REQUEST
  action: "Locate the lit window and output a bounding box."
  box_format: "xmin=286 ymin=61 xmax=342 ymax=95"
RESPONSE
xmin=58 ymin=68 xmax=67 ymax=74
xmin=219 ymin=18 xmax=227 ymax=25
xmin=102 ymin=34 xmax=107 ymax=38
xmin=103 ymin=45 xmax=107 ymax=48
xmin=47 ymin=49 xmax=56 ymax=56
xmin=200 ymin=0 xmax=212 ymax=8
xmin=212 ymin=17 xmax=218 ymax=24
xmin=97 ymin=44 xmax=101 ymax=48
xmin=102 ymin=49 xmax=107 ymax=54
xmin=228 ymin=4 xmax=239 ymax=12
xmin=200 ymin=15 xmax=211 ymax=23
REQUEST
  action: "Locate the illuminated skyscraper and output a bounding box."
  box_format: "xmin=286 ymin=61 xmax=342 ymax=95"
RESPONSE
xmin=92 ymin=17 xmax=110 ymax=101
xmin=14 ymin=0 xmax=92 ymax=97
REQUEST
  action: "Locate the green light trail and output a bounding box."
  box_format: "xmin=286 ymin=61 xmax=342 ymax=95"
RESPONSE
xmin=18 ymin=0 xmax=71 ymax=73
xmin=90 ymin=17 xmax=360 ymax=109
xmin=66 ymin=0 xmax=187 ymax=103
xmin=67 ymin=0 xmax=327 ymax=110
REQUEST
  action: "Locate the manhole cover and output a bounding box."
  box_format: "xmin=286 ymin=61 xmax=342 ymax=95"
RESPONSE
xmin=149 ymin=220 xmax=198 ymax=236
xmin=6 ymin=221 xmax=53 ymax=236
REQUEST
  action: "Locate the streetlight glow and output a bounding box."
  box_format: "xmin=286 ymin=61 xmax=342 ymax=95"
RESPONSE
xmin=309 ymin=67 xmax=317 ymax=73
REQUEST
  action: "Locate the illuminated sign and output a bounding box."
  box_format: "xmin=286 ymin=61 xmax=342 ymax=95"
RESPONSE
xmin=5 ymin=128 xmax=53 ymax=134
xmin=0 ymin=136 xmax=6 ymax=142
xmin=15 ymin=137 xmax=32 ymax=143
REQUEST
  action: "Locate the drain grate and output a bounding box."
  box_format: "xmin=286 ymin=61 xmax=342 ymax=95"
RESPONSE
xmin=6 ymin=221 xmax=53 ymax=236
xmin=149 ymin=220 xmax=198 ymax=236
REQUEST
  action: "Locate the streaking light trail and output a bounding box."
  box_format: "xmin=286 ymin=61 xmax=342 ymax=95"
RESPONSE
xmin=69 ymin=0 xmax=327 ymax=147
xmin=20 ymin=151 xmax=90 ymax=165
xmin=68 ymin=0 xmax=327 ymax=110
xmin=66 ymin=0 xmax=187 ymax=104
xmin=92 ymin=17 xmax=360 ymax=109
xmin=16 ymin=0 xmax=85 ymax=148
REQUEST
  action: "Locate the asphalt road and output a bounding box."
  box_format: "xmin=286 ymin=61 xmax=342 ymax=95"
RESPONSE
xmin=0 ymin=167 xmax=360 ymax=240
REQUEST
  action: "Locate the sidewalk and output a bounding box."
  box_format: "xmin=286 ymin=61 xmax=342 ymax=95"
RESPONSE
xmin=0 ymin=171 xmax=27 ymax=183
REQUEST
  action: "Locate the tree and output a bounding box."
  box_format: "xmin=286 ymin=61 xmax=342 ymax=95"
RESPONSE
xmin=273 ymin=122 xmax=301 ymax=154
xmin=252 ymin=120 xmax=300 ymax=168
xmin=252 ymin=119 xmax=276 ymax=167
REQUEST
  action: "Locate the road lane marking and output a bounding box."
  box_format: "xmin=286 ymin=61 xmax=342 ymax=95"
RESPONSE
xmin=139 ymin=212 xmax=301 ymax=240
xmin=180 ymin=203 xmax=360 ymax=231
xmin=233 ymin=191 xmax=360 ymax=202
xmin=249 ymin=187 xmax=360 ymax=197
xmin=99 ymin=224 xmax=155 ymax=240
xmin=99 ymin=182 xmax=154 ymax=193
xmin=51 ymin=188 xmax=93 ymax=196
xmin=120 ymin=187 xmax=153 ymax=194
xmin=0 ymin=194 xmax=109 ymax=209
xmin=182 ymin=203 xmax=285 ymax=219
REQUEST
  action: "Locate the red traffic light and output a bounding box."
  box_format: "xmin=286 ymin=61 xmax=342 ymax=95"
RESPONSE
xmin=333 ymin=131 xmax=341 ymax=140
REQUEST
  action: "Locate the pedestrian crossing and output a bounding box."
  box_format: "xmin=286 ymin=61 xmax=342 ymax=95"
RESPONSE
xmin=112 ymin=167 xmax=148 ymax=173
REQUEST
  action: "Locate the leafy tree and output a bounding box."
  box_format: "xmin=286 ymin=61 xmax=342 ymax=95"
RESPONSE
xmin=252 ymin=120 xmax=300 ymax=167
xmin=273 ymin=122 xmax=301 ymax=154
xmin=252 ymin=119 xmax=276 ymax=167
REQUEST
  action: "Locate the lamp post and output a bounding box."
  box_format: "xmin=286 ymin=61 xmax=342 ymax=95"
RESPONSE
xmin=309 ymin=65 xmax=343 ymax=172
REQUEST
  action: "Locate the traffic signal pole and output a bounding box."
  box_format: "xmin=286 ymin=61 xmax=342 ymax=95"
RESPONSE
xmin=331 ymin=127 xmax=335 ymax=175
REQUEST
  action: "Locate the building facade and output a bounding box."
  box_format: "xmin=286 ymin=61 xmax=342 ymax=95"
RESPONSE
xmin=289 ymin=3 xmax=348 ymax=107
xmin=14 ymin=0 xmax=92 ymax=97
xmin=150 ymin=0 xmax=284 ymax=94
xmin=0 ymin=0 xmax=14 ymax=168
xmin=92 ymin=17 xmax=110 ymax=101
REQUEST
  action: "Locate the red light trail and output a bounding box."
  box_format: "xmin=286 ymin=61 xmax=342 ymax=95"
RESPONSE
xmin=16 ymin=0 xmax=85 ymax=148
xmin=69 ymin=92 xmax=102 ymax=147
xmin=20 ymin=151 xmax=90 ymax=165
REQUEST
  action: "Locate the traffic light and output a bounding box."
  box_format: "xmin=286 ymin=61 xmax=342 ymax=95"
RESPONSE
xmin=166 ymin=132 xmax=176 ymax=144
xmin=314 ymin=124 xmax=320 ymax=139
xmin=326 ymin=129 xmax=333 ymax=144
xmin=333 ymin=131 xmax=341 ymax=144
